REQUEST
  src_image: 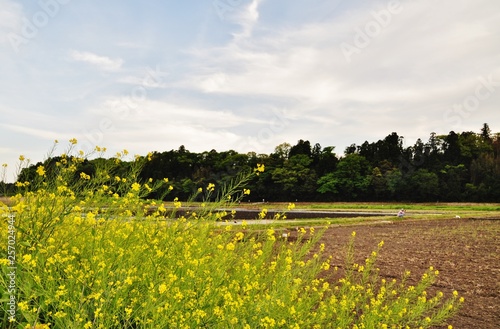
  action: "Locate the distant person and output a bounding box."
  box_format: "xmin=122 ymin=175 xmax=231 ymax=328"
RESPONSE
xmin=397 ymin=209 xmax=406 ymax=217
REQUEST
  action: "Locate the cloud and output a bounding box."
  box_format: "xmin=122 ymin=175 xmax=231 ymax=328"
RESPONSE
xmin=177 ymin=0 xmax=500 ymax=153
xmin=89 ymin=97 xmax=265 ymax=130
xmin=70 ymin=50 xmax=124 ymax=71
xmin=188 ymin=0 xmax=499 ymax=109
xmin=0 ymin=0 xmax=22 ymax=29
xmin=0 ymin=0 xmax=23 ymax=45
xmin=237 ymin=0 xmax=261 ymax=36
xmin=76 ymin=97 xmax=262 ymax=154
xmin=0 ymin=123 xmax=72 ymax=141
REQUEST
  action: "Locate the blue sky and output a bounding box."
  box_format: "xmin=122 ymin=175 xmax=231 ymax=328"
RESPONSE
xmin=1 ymin=0 xmax=499 ymax=182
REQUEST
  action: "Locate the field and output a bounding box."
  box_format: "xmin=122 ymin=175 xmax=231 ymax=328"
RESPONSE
xmin=226 ymin=203 xmax=500 ymax=328
xmin=2 ymin=188 xmax=499 ymax=327
xmin=316 ymin=217 xmax=499 ymax=329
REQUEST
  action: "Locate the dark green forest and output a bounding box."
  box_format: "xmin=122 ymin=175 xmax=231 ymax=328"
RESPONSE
xmin=6 ymin=123 xmax=500 ymax=202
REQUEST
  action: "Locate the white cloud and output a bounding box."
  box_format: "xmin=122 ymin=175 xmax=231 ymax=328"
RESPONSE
xmin=228 ymin=0 xmax=263 ymax=39
xmin=0 ymin=123 xmax=72 ymax=141
xmin=0 ymin=0 xmax=22 ymax=29
xmin=70 ymin=50 xmax=124 ymax=71
xmin=186 ymin=0 xmax=500 ymax=128
xmin=91 ymin=97 xmax=265 ymax=130
xmin=75 ymin=98 xmax=262 ymax=155
xmin=0 ymin=0 xmax=23 ymax=45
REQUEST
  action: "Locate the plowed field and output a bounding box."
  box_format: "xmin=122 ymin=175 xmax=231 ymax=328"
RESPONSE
xmin=318 ymin=218 xmax=499 ymax=328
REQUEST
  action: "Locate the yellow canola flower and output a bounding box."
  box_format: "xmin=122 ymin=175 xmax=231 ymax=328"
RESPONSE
xmin=21 ymin=254 xmax=32 ymax=263
xmin=131 ymin=183 xmax=141 ymax=192
xmin=235 ymin=232 xmax=244 ymax=241
xmin=69 ymin=138 xmax=78 ymax=145
xmin=159 ymin=284 xmax=167 ymax=294
xmin=173 ymin=197 xmax=181 ymax=208
xmin=36 ymin=165 xmax=46 ymax=177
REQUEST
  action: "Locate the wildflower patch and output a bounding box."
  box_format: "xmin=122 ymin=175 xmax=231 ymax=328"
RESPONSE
xmin=0 ymin=140 xmax=463 ymax=328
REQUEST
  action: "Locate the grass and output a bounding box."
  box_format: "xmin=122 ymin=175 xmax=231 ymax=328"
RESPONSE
xmin=299 ymin=202 xmax=500 ymax=212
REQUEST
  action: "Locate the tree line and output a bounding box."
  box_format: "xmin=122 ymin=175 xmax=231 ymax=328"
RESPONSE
xmin=6 ymin=123 xmax=500 ymax=202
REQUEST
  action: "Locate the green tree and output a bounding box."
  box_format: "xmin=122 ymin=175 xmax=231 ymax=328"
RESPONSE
xmin=386 ymin=168 xmax=403 ymax=200
xmin=439 ymin=164 xmax=468 ymax=201
xmin=314 ymin=146 xmax=338 ymax=177
xmin=272 ymin=154 xmax=316 ymax=200
xmin=407 ymin=169 xmax=440 ymax=201
xmin=289 ymin=139 xmax=312 ymax=158
xmin=469 ymin=154 xmax=500 ymax=201
xmin=317 ymin=154 xmax=371 ymax=200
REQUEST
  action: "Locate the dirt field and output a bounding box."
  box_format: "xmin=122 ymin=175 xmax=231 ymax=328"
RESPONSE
xmin=316 ymin=218 xmax=499 ymax=328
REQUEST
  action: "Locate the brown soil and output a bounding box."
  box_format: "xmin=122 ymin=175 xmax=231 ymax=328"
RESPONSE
xmin=317 ymin=218 xmax=500 ymax=329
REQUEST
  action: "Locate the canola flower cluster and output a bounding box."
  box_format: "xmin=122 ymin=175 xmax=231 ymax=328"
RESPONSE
xmin=0 ymin=140 xmax=463 ymax=328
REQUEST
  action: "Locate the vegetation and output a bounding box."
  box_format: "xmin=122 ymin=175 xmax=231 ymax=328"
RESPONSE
xmin=3 ymin=124 xmax=498 ymax=203
xmin=0 ymin=141 xmax=463 ymax=328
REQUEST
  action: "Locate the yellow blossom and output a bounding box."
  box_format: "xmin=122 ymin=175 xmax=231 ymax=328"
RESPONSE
xmin=235 ymin=232 xmax=244 ymax=241
xmin=36 ymin=165 xmax=46 ymax=177
xmin=158 ymin=284 xmax=167 ymax=294
xmin=131 ymin=183 xmax=141 ymax=191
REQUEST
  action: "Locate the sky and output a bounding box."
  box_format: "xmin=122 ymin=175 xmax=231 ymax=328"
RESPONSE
xmin=1 ymin=0 xmax=499 ymax=182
